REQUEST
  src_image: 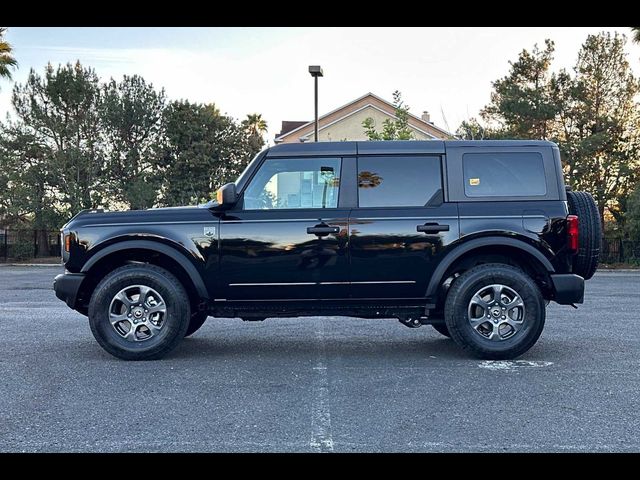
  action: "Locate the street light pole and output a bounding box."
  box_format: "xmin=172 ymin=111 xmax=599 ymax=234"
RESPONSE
xmin=308 ymin=65 xmax=323 ymax=142
xmin=314 ymin=75 xmax=318 ymax=142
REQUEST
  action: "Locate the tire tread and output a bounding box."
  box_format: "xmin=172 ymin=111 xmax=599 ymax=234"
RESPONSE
xmin=567 ymin=190 xmax=601 ymax=280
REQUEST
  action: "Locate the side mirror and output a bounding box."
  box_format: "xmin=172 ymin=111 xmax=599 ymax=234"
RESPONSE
xmin=215 ymin=183 xmax=237 ymax=209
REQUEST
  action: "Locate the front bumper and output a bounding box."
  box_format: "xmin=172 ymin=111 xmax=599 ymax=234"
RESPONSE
xmin=550 ymin=273 xmax=584 ymax=305
xmin=53 ymin=273 xmax=86 ymax=309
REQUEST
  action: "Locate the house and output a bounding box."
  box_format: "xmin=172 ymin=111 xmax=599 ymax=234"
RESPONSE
xmin=274 ymin=92 xmax=452 ymax=143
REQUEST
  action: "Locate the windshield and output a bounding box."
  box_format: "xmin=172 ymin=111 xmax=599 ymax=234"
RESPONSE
xmin=199 ymin=151 xmax=264 ymax=208
xmin=235 ymin=151 xmax=262 ymax=189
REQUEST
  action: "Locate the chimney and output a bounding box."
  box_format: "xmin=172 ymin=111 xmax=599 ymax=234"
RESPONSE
xmin=421 ymin=111 xmax=431 ymax=124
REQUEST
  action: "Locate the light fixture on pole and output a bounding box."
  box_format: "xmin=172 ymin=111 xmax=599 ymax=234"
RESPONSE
xmin=308 ymin=65 xmax=323 ymax=142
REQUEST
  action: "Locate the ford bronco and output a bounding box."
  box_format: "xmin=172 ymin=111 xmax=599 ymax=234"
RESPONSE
xmin=54 ymin=140 xmax=600 ymax=360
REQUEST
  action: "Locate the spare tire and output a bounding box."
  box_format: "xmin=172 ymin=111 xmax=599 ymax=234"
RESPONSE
xmin=567 ymin=190 xmax=601 ymax=280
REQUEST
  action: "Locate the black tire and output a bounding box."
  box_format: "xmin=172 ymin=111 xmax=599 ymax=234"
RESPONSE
xmin=444 ymin=263 xmax=546 ymax=360
xmin=431 ymin=323 xmax=451 ymax=338
xmin=88 ymin=264 xmax=190 ymax=360
xmin=185 ymin=311 xmax=208 ymax=337
xmin=567 ymin=190 xmax=601 ymax=280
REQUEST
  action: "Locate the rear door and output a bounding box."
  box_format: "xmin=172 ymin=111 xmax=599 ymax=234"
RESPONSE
xmin=349 ymin=152 xmax=459 ymax=300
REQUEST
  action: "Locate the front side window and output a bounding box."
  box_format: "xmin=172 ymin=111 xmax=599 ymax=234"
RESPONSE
xmin=243 ymin=157 xmax=341 ymax=210
xmin=357 ymin=156 xmax=442 ymax=208
xmin=463 ymin=152 xmax=547 ymax=197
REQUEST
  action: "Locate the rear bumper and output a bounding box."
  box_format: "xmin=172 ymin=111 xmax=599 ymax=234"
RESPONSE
xmin=53 ymin=273 xmax=86 ymax=309
xmin=550 ymin=273 xmax=584 ymax=305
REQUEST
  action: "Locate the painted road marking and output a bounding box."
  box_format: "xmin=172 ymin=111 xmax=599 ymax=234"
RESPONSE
xmin=478 ymin=360 xmax=554 ymax=371
xmin=310 ymin=321 xmax=334 ymax=453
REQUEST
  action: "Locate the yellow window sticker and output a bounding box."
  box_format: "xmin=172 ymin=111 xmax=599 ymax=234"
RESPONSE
xmin=469 ymin=178 xmax=480 ymax=186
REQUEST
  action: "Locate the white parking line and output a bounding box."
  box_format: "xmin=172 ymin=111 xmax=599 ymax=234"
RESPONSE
xmin=310 ymin=321 xmax=333 ymax=453
xmin=478 ymin=360 xmax=554 ymax=371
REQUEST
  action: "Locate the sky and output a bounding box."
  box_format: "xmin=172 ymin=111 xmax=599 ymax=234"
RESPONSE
xmin=1 ymin=27 xmax=639 ymax=142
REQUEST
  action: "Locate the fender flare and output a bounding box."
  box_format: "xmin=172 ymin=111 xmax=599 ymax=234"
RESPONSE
xmin=81 ymin=239 xmax=209 ymax=299
xmin=425 ymin=236 xmax=555 ymax=298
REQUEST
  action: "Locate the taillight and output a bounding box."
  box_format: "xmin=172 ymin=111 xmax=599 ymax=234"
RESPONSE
xmin=566 ymin=215 xmax=579 ymax=253
xmin=64 ymin=234 xmax=71 ymax=252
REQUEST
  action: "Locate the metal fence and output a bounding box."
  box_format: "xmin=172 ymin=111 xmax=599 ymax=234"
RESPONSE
xmin=601 ymin=237 xmax=640 ymax=265
xmin=0 ymin=229 xmax=61 ymax=262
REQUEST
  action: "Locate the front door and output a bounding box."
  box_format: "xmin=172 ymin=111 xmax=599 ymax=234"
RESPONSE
xmin=349 ymin=154 xmax=459 ymax=300
xmin=219 ymin=156 xmax=350 ymax=302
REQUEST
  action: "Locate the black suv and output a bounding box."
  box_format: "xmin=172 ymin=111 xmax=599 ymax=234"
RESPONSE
xmin=54 ymin=140 xmax=600 ymax=361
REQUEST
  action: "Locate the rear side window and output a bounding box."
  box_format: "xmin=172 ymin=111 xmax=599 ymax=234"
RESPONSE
xmin=357 ymin=156 xmax=442 ymax=207
xmin=463 ymin=152 xmax=546 ymax=197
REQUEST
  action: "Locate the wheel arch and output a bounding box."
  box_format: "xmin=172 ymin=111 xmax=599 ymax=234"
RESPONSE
xmin=426 ymin=237 xmax=555 ymax=300
xmin=77 ymin=240 xmax=209 ymax=313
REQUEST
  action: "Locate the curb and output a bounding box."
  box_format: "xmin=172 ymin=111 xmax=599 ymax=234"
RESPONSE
xmin=595 ymin=269 xmax=640 ymax=273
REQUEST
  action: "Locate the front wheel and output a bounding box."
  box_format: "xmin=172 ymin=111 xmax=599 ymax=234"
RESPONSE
xmin=88 ymin=264 xmax=191 ymax=360
xmin=444 ymin=263 xmax=545 ymax=360
xmin=184 ymin=311 xmax=208 ymax=337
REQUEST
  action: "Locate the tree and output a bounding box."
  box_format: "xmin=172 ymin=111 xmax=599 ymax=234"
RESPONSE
xmin=627 ymin=185 xmax=640 ymax=241
xmin=242 ymin=113 xmax=267 ymax=137
xmin=159 ymin=101 xmax=255 ymax=206
xmin=1 ymin=59 xmax=269 ymax=258
xmin=362 ymin=90 xmax=414 ymax=140
xmin=460 ymin=33 xmax=640 ymax=231
xmin=0 ymin=27 xmax=17 ymax=86
xmin=242 ymin=113 xmax=267 ymax=156
xmin=0 ymin=123 xmax=65 ymax=256
xmin=100 ymin=75 xmax=166 ymax=210
xmin=554 ymin=33 xmax=640 ymax=227
xmin=481 ymin=40 xmax=557 ymax=139
xmin=627 ymin=27 xmax=640 ymax=240
xmin=455 ymin=117 xmax=493 ymax=140
xmin=12 ymin=62 xmax=105 ymax=216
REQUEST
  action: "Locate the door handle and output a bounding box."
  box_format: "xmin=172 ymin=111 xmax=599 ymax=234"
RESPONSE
xmin=307 ymin=225 xmax=340 ymax=236
xmin=417 ymin=223 xmax=450 ymax=233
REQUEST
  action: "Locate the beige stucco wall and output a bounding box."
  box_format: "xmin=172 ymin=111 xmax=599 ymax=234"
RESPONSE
xmin=277 ymin=94 xmax=451 ymax=143
xmin=304 ymin=105 xmax=433 ymax=142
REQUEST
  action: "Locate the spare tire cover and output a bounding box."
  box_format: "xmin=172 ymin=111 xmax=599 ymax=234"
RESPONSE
xmin=567 ymin=190 xmax=601 ymax=280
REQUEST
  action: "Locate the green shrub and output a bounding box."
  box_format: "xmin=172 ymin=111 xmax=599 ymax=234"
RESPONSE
xmin=11 ymin=240 xmax=34 ymax=261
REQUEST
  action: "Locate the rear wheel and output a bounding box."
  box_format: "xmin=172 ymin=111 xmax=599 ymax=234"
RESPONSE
xmin=567 ymin=190 xmax=601 ymax=280
xmin=431 ymin=323 xmax=451 ymax=338
xmin=88 ymin=264 xmax=190 ymax=360
xmin=444 ymin=263 xmax=545 ymax=360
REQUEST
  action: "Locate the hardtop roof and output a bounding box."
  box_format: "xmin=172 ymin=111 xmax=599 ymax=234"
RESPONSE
xmin=265 ymin=140 xmax=557 ymax=157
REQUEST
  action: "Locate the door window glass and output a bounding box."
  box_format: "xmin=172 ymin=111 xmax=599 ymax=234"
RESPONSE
xmin=357 ymin=156 xmax=442 ymax=207
xmin=243 ymin=157 xmax=341 ymax=210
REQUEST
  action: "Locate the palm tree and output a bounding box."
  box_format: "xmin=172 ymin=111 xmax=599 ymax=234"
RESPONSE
xmin=0 ymin=27 xmax=17 ymax=84
xmin=632 ymin=27 xmax=640 ymax=44
xmin=242 ymin=113 xmax=268 ymax=137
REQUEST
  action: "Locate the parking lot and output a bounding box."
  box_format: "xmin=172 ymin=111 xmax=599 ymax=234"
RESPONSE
xmin=0 ymin=265 xmax=639 ymax=452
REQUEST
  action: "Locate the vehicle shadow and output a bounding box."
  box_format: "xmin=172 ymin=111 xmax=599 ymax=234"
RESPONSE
xmin=74 ymin=322 xmax=561 ymax=363
xmin=168 ymin=333 xmax=544 ymax=362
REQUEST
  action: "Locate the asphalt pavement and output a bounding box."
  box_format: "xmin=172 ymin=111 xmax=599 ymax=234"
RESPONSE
xmin=0 ymin=265 xmax=639 ymax=452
